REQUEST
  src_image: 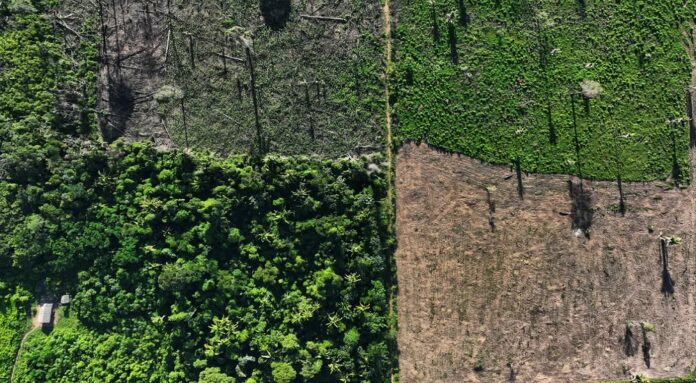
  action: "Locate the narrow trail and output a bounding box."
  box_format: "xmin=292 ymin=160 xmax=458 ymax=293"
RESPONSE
xmin=383 ymin=0 xmax=394 ymax=226
xmin=9 ymin=307 xmax=41 ymax=383
xmin=382 ymin=1 xmax=397 ymax=383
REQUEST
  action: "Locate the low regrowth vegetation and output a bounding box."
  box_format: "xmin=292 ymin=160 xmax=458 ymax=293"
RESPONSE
xmin=394 ymin=0 xmax=695 ymax=181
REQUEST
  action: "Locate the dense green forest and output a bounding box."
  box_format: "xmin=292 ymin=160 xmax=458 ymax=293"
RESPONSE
xmin=5 ymin=143 xmax=394 ymax=382
xmin=0 ymin=1 xmax=395 ymax=382
xmin=394 ymin=0 xmax=694 ymax=181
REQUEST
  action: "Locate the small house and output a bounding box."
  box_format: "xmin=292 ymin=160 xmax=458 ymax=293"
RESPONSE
xmin=60 ymin=295 xmax=71 ymax=305
xmin=38 ymin=303 xmax=53 ymax=328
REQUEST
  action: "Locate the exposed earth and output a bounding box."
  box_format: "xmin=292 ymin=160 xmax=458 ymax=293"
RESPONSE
xmin=396 ymin=142 xmax=696 ymax=383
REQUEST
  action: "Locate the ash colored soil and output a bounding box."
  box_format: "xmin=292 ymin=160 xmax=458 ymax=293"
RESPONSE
xmin=395 ymin=142 xmax=696 ymax=383
xmin=97 ymin=0 xmax=171 ymax=147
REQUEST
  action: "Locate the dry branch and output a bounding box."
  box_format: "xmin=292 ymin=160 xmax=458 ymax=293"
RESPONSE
xmin=56 ymin=19 xmax=84 ymax=39
xmin=300 ymin=14 xmax=348 ymax=23
xmin=211 ymin=52 xmax=245 ymax=64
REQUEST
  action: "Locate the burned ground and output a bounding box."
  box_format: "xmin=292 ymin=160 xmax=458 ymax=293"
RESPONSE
xmin=396 ymin=142 xmax=696 ymax=383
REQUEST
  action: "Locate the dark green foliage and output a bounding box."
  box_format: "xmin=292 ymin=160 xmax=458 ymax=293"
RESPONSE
xmin=2 ymin=142 xmax=393 ymax=383
xmin=394 ymin=0 xmax=694 ymax=181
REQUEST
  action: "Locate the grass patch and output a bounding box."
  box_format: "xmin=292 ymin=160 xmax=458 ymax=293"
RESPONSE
xmin=394 ymin=0 xmax=695 ymax=181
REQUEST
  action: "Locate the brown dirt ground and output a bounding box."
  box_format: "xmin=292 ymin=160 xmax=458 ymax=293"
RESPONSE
xmin=395 ymin=142 xmax=696 ymax=383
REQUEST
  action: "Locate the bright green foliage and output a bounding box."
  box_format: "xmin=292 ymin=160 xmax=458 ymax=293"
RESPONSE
xmin=199 ymin=367 xmax=236 ymax=383
xmin=271 ymin=362 xmax=296 ymax=383
xmin=394 ymin=0 xmax=694 ymax=181
xmin=0 ymin=289 xmax=30 ymax=381
xmin=13 ymin=314 xmax=177 ymax=383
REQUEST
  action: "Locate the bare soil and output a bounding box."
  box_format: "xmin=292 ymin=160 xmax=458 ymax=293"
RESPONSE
xmin=395 ymin=142 xmax=696 ymax=383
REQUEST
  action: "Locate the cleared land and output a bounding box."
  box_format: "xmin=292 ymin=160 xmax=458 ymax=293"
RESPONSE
xmin=396 ymin=142 xmax=696 ymax=383
xmin=93 ymin=0 xmax=386 ymax=156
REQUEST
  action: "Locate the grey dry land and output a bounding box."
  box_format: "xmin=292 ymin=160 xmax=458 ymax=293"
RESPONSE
xmin=396 ymin=142 xmax=696 ymax=383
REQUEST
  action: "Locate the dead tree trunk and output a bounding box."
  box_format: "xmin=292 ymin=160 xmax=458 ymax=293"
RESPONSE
xmin=570 ymin=92 xmax=583 ymax=178
xmin=181 ymin=98 xmax=189 ymax=149
xmin=689 ymin=88 xmax=696 ymax=148
xmin=660 ymin=238 xmax=675 ymax=296
xmin=111 ymin=0 xmax=121 ymax=72
xmin=486 ymin=188 xmax=496 ymax=232
xmin=514 ymin=159 xmax=524 ymax=200
xmin=221 ymin=35 xmax=228 ymax=76
xmin=188 ymin=34 xmax=195 ymax=69
xmin=98 ymin=1 xmax=110 ymax=76
xmin=300 ymin=14 xmax=348 ymax=23
xmin=246 ymin=46 xmax=263 ymax=151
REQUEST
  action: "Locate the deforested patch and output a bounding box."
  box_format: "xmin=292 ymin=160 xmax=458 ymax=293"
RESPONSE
xmin=396 ymin=142 xmax=696 ymax=383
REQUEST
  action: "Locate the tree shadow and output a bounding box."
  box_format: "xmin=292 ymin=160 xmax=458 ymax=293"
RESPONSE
xmin=546 ymin=102 xmax=556 ymax=145
xmin=576 ymin=0 xmax=586 ymax=18
xmin=431 ymin=2 xmax=440 ymax=43
xmin=260 ymin=0 xmax=291 ymax=30
xmin=623 ymin=324 xmax=637 ymax=356
xmin=456 ymin=0 xmax=469 ymax=27
xmin=671 ymin=127 xmax=683 ymax=186
xmin=102 ymin=79 xmax=134 ymax=143
xmin=514 ymin=159 xmax=524 ymax=200
xmin=568 ymin=180 xmax=592 ymax=237
xmin=448 ymin=22 xmax=458 ymax=64
xmin=660 ymin=238 xmax=675 ymax=297
xmin=642 ymin=327 xmax=651 ymax=368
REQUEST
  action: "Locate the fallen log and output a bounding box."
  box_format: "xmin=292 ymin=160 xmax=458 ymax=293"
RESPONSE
xmin=300 ymin=14 xmax=348 ymax=23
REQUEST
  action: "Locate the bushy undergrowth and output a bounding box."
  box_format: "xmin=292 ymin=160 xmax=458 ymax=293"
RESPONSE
xmin=0 ymin=290 xmax=29 ymax=381
xmin=394 ymin=0 xmax=694 ymax=181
